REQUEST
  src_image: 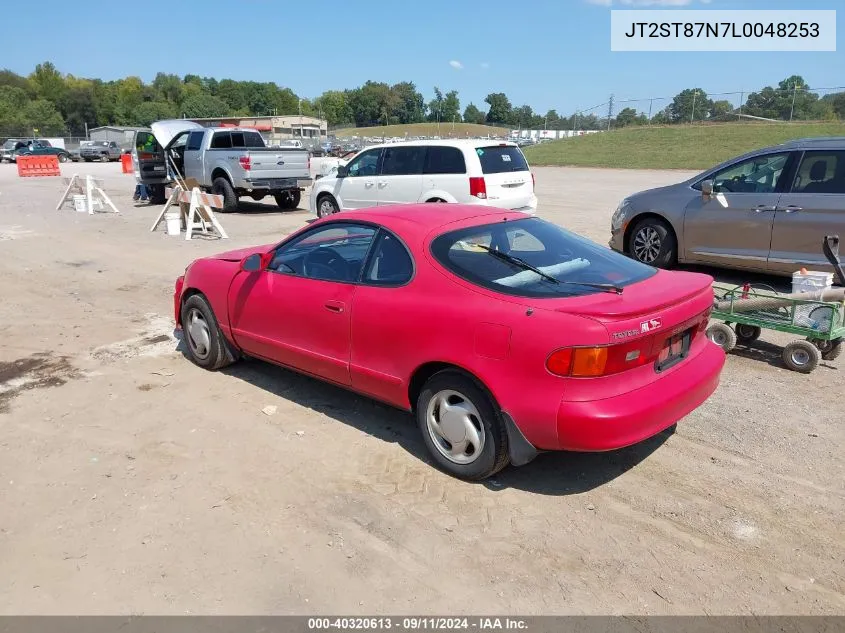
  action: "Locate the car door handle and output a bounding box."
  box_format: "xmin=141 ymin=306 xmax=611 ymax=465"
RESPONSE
xmin=324 ymin=301 xmax=345 ymax=313
xmin=364 ymin=181 xmax=374 ymax=188
xmin=781 ymin=205 xmax=802 ymax=213
xmin=754 ymin=205 xmax=776 ymax=213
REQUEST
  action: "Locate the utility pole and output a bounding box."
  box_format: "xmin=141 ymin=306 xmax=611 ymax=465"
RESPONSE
xmin=690 ymin=90 xmax=697 ymax=123
xmin=738 ymin=92 xmax=744 ymax=120
xmin=647 ymin=99 xmax=654 ymax=125
xmin=607 ymin=94 xmax=614 ymax=131
xmin=789 ymin=82 xmax=798 ymax=122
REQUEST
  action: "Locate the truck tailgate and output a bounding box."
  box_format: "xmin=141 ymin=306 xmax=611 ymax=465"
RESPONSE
xmin=248 ymin=149 xmax=309 ymax=180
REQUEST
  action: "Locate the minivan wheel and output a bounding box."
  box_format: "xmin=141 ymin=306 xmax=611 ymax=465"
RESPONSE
xmin=317 ymin=194 xmax=339 ymax=218
xmin=628 ymin=218 xmax=677 ymax=268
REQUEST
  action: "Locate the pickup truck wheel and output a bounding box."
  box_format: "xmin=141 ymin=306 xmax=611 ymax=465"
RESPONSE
xmin=212 ymin=177 xmax=238 ymax=212
xmin=101 ymin=153 xmax=110 ymax=163
xmin=274 ymin=190 xmax=301 ymax=210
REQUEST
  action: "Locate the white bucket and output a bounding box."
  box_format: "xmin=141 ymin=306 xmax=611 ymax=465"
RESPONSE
xmin=72 ymin=194 xmax=87 ymax=213
xmin=165 ymin=212 xmax=181 ymax=236
xmin=792 ymin=270 xmax=833 ymax=295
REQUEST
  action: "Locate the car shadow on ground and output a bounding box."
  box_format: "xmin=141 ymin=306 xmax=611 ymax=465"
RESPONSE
xmin=180 ymin=347 xmax=674 ymax=496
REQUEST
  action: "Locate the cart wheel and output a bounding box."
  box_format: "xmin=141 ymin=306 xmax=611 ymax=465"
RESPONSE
xmin=809 ymin=337 xmax=843 ymax=362
xmin=735 ymin=324 xmax=762 ymax=345
xmin=706 ymin=323 xmax=737 ymax=352
xmin=782 ymin=340 xmax=821 ymax=373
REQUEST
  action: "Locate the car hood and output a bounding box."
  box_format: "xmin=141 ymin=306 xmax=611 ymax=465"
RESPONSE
xmin=151 ymin=119 xmax=204 ymax=148
xmin=208 ymin=243 xmax=275 ymax=262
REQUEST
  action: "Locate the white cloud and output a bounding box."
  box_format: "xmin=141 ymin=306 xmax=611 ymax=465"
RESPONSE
xmin=480 ymin=62 xmax=490 ymax=69
xmin=448 ymin=60 xmax=463 ymax=70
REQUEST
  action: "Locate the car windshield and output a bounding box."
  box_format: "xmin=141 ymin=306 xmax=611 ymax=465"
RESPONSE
xmin=431 ymin=217 xmax=656 ymax=298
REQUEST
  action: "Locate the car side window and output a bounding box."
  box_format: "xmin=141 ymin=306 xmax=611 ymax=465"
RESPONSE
xmin=424 ymin=146 xmax=466 ymax=174
xmin=346 ymin=149 xmax=381 ymax=177
xmin=269 ymin=224 xmax=377 ymax=283
xmin=363 ymin=231 xmax=414 ymax=286
xmin=186 ymin=131 xmax=205 ymax=151
xmin=210 ymin=132 xmax=232 ymax=149
xmin=708 ymin=152 xmax=790 ymax=194
xmin=380 ymin=147 xmax=424 ymax=176
xmin=791 ymin=151 xmax=845 ymax=194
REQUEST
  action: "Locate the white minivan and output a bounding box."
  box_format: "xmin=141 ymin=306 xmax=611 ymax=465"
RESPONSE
xmin=309 ymin=139 xmax=537 ymax=217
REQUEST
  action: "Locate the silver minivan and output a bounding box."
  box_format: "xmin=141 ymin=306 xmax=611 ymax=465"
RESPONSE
xmin=609 ymin=137 xmax=845 ymax=276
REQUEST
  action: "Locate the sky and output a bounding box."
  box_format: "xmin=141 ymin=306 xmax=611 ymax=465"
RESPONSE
xmin=4 ymin=0 xmax=843 ymax=117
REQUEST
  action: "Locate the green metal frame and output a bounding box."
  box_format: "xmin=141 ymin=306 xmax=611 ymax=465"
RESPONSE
xmin=711 ymin=284 xmax=845 ymax=342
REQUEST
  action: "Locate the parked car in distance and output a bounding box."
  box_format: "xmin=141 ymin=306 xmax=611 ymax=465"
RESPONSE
xmin=610 ymin=137 xmax=845 ymax=276
xmin=133 ymin=120 xmax=312 ymax=211
xmin=80 ymin=140 xmax=122 ymax=162
xmin=309 ymin=139 xmax=538 ymax=218
xmin=13 ymin=139 xmax=72 ymax=163
xmin=174 ymin=204 xmax=724 ymax=480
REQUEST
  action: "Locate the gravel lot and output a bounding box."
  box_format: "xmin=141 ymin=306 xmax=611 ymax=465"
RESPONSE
xmin=0 ymin=161 xmax=842 ymax=615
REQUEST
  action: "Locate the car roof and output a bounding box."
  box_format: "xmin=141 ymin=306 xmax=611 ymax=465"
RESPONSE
xmin=359 ymin=139 xmax=519 ymax=151
xmin=323 ymin=204 xmax=532 ymax=240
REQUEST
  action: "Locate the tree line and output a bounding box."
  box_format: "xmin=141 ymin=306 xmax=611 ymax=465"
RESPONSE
xmin=1 ymin=63 xmax=844 ymax=138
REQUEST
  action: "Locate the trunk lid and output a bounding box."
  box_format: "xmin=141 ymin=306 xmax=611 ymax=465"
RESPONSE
xmin=476 ymin=144 xmax=535 ymax=211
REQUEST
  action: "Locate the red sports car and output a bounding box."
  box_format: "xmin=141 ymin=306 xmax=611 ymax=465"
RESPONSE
xmin=174 ymin=204 xmax=725 ymax=480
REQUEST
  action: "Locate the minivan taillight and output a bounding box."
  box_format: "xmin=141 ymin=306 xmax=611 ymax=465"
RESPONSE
xmin=469 ymin=176 xmax=487 ymax=199
xmin=239 ymin=155 xmax=251 ymax=171
xmin=532 ymin=172 xmax=536 ymax=189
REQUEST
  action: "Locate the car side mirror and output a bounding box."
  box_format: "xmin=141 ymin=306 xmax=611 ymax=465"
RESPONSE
xmin=700 ymin=179 xmax=714 ymax=197
xmin=336 ymin=165 xmax=348 ymax=178
xmin=241 ymin=252 xmax=271 ymax=272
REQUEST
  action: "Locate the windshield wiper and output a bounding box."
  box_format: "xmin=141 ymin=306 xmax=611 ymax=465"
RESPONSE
xmin=475 ymin=244 xmax=624 ymax=294
xmin=476 ymin=244 xmax=559 ymax=285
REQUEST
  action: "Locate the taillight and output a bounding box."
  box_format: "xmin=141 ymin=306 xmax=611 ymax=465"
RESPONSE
xmin=546 ymin=309 xmax=710 ymax=378
xmin=138 ymin=152 xmax=154 ymax=161
xmin=469 ymin=176 xmax=487 ymax=199
xmin=307 ymin=154 xmax=311 ymax=171
xmin=239 ymin=155 xmax=251 ymax=170
xmin=531 ymin=172 xmax=536 ymax=189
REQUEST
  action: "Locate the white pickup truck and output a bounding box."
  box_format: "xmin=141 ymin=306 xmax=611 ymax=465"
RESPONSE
xmin=133 ymin=120 xmax=312 ymax=211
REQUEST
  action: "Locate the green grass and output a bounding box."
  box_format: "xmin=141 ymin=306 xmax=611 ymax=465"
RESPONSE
xmin=523 ymin=122 xmax=845 ymax=170
xmin=332 ymin=122 xmax=510 ymax=139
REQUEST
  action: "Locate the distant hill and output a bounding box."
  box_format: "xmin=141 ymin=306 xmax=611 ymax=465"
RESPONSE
xmin=522 ymin=122 xmax=845 ymax=170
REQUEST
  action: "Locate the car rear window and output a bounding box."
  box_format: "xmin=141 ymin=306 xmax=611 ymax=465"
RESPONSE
xmin=244 ymin=131 xmax=264 ymax=147
xmin=431 ymin=217 xmax=655 ymax=298
xmin=211 ymin=132 xmax=232 ymax=149
xmin=476 ymin=146 xmax=529 ymax=174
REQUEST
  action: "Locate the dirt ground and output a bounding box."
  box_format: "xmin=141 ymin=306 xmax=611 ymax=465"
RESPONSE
xmin=0 ymin=161 xmax=842 ymax=615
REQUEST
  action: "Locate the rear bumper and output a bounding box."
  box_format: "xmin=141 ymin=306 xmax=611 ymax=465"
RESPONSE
xmin=242 ymin=177 xmax=312 ymax=190
xmin=555 ymin=341 xmax=725 ymax=451
xmin=467 ymin=194 xmax=538 ymax=214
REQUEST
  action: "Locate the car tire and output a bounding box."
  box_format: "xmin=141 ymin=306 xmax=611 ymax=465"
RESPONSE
xmin=782 ymin=340 xmax=820 ymax=373
xmin=735 ymin=324 xmax=761 ymax=345
xmin=180 ymin=294 xmax=240 ymax=371
xmin=316 ymin=194 xmax=339 ymax=218
xmin=274 ymin=190 xmax=301 ymax=210
xmin=416 ymin=370 xmax=510 ymax=481
xmin=212 ymin=177 xmax=238 ymax=212
xmin=58 ymin=154 xmax=68 ymax=163
xmin=628 ymin=218 xmax=677 ymax=268
xmin=706 ymin=322 xmax=736 ymax=353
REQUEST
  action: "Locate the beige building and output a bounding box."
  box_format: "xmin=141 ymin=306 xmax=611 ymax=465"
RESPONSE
xmin=188 ymin=115 xmax=327 ymax=147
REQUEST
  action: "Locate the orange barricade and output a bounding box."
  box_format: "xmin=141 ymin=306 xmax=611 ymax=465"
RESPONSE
xmin=17 ymin=155 xmax=61 ymax=177
xmin=121 ymin=153 xmax=133 ymax=174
